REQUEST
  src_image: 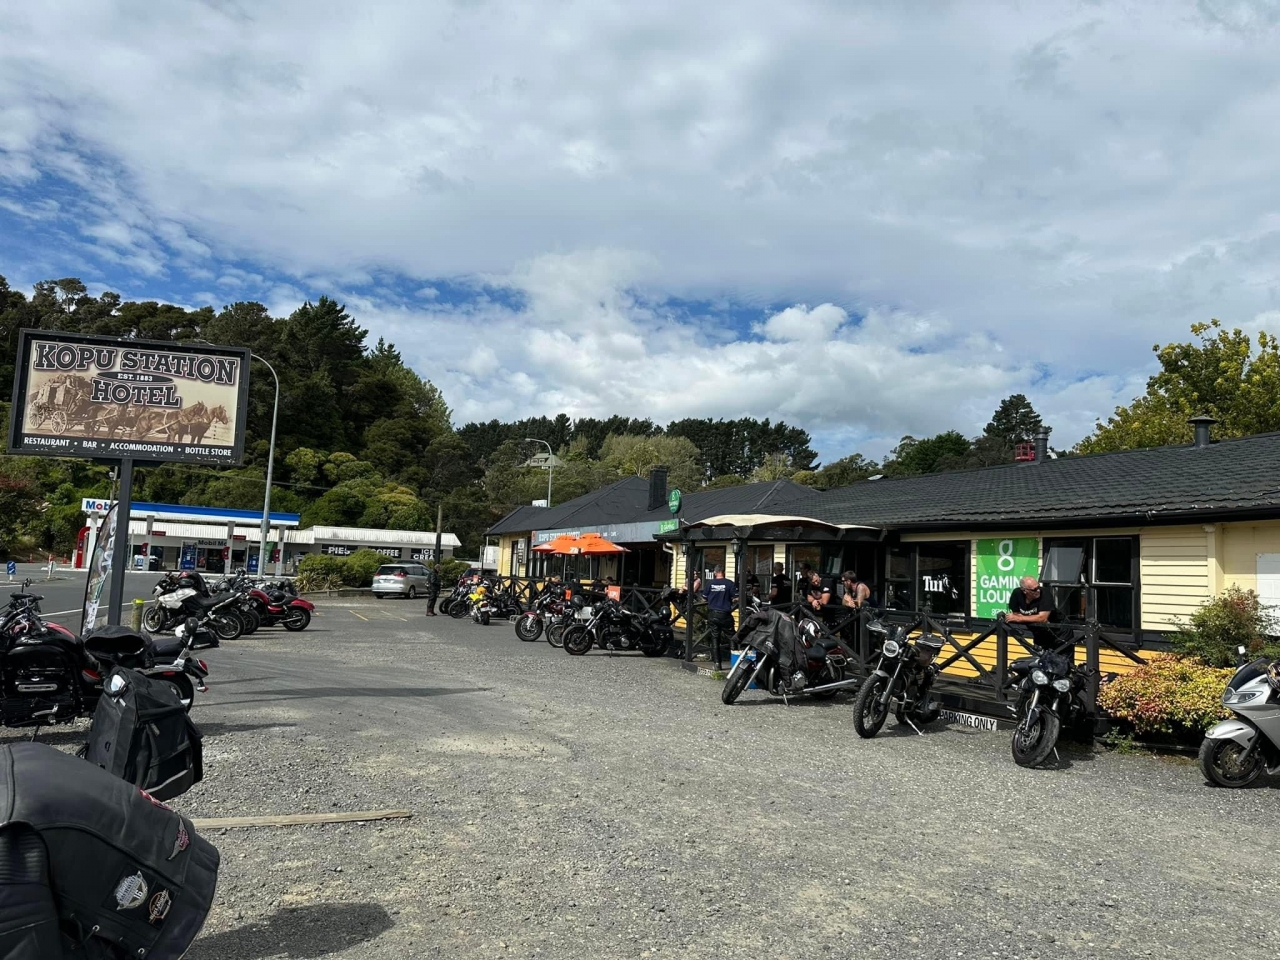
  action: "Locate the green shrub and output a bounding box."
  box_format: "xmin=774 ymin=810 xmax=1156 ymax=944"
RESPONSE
xmin=436 ymin=558 xmax=469 ymax=587
xmin=1097 ymin=654 xmax=1233 ymax=736
xmin=1172 ymin=586 xmax=1280 ymax=667
xmin=297 ymin=554 xmax=346 ymax=580
xmin=342 ymin=549 xmax=387 ymax=588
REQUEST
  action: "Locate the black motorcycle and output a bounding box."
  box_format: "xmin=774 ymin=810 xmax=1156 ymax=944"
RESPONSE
xmin=1006 ymin=641 xmax=1094 ymax=767
xmin=852 ymin=619 xmax=944 ymax=738
xmin=721 ymin=607 xmax=853 ymax=704
xmin=0 ymin=584 xmax=209 ymax=727
xmin=562 ymin=598 xmax=672 ymax=657
xmin=144 ymin=571 xmax=244 ymax=640
xmin=515 ymin=587 xmax=566 ymax=642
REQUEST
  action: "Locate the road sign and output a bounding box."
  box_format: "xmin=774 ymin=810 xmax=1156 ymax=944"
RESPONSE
xmin=668 ymin=489 xmax=682 ymax=515
xmin=5 ymin=561 xmax=15 ymax=577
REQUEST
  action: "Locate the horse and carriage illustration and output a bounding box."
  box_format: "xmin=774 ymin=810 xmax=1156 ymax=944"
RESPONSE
xmin=27 ymin=374 xmax=230 ymax=444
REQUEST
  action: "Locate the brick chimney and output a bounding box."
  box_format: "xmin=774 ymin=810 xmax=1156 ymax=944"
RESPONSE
xmin=647 ymin=466 xmax=669 ymax=512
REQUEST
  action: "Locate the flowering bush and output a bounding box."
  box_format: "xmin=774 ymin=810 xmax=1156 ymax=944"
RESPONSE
xmin=1097 ymin=654 xmax=1233 ymax=736
xmin=1172 ymin=586 xmax=1280 ymax=667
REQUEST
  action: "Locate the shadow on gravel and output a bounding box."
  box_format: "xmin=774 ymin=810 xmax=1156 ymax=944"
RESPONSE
xmin=186 ymin=902 xmax=393 ymax=959
xmin=218 ymin=685 xmax=490 ymax=705
xmin=198 ymin=720 xmax=299 ymax=737
xmin=19 ymin=729 xmax=88 ymax=747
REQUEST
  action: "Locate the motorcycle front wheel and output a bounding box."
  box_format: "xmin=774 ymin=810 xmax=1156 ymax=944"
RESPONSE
xmin=720 ymin=651 xmax=756 ymax=704
xmin=449 ymin=600 xmax=470 ymax=620
xmin=143 ymin=604 xmax=167 ymax=633
xmin=853 ymin=676 xmax=891 ymax=739
xmin=1198 ymin=737 xmax=1264 ymax=788
xmin=1011 ymin=710 xmax=1061 ymax=768
xmin=546 ymin=622 xmax=567 ymax=648
xmin=563 ymin=626 xmax=593 ymax=656
xmin=515 ymin=614 xmax=543 ymax=642
xmin=240 ymin=607 xmax=261 ymax=635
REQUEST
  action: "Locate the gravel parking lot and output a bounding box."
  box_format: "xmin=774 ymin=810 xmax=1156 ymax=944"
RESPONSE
xmin=11 ymin=599 xmax=1279 ymax=959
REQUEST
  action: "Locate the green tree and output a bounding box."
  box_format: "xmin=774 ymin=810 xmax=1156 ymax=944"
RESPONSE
xmin=795 ymin=453 xmax=880 ymax=490
xmin=882 ymin=431 xmax=972 ymax=476
xmin=1078 ymin=320 xmax=1280 ymax=453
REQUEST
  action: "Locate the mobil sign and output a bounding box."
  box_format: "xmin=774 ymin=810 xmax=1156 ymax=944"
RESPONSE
xmin=82 ymin=497 xmax=116 ymax=515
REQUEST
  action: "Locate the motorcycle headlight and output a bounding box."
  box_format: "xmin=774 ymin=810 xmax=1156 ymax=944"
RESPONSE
xmin=1052 ymin=678 xmax=1071 ymax=692
xmin=881 ymin=639 xmax=901 ymax=658
xmin=1032 ymin=670 xmax=1049 ymax=686
xmin=1224 ymin=689 xmax=1262 ymax=705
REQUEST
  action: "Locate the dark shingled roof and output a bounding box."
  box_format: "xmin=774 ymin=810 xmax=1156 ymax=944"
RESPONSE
xmin=806 ymin=433 xmax=1280 ymax=529
xmin=486 ymin=477 xmax=651 ymax=535
xmin=487 ymin=478 xmax=820 ymax=536
xmin=632 ymin=479 xmax=818 ymax=524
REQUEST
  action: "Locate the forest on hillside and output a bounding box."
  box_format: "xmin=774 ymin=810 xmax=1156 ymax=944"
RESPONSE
xmin=4 ymin=275 xmax=1275 ymax=558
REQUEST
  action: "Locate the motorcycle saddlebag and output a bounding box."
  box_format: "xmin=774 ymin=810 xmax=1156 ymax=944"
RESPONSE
xmin=0 ymin=742 xmax=219 ymax=960
xmin=85 ymin=668 xmax=204 ymax=801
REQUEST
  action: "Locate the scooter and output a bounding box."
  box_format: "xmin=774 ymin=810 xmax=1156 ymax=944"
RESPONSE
xmin=1199 ymin=647 xmax=1280 ymax=788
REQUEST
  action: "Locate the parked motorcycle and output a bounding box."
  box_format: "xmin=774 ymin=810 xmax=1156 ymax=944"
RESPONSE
xmin=515 ymin=589 xmax=565 ymax=642
xmin=246 ymin=582 xmax=315 ymax=631
xmin=1005 ymin=641 xmax=1094 ymax=767
xmin=0 ymin=583 xmax=209 ymax=727
xmin=721 ymin=607 xmax=853 ymax=704
xmin=144 ymin=571 xmax=245 ymax=640
xmin=1199 ymin=652 xmax=1280 ymax=787
xmin=852 ymin=619 xmax=944 ymax=737
xmin=562 ymin=597 xmax=673 ymax=657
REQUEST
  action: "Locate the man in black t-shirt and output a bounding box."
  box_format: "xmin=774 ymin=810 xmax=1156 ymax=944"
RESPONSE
xmin=1007 ymin=577 xmax=1051 ymax=622
xmin=769 ymin=563 xmax=792 ymax=604
xmin=806 ymin=570 xmax=836 ymax=611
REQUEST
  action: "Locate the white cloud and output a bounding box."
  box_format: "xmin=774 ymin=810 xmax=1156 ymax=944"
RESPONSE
xmin=2 ymin=1 xmax=1280 ymax=456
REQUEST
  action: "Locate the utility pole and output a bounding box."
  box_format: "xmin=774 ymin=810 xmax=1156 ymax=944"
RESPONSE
xmin=525 ymin=437 xmax=554 ymax=507
xmin=433 ymin=502 xmax=443 ymax=565
xmin=253 ymin=354 xmax=280 ymax=578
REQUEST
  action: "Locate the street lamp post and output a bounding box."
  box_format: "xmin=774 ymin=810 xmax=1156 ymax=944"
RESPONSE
xmin=253 ymin=354 xmax=280 ymax=577
xmin=525 ymin=438 xmax=554 ymax=508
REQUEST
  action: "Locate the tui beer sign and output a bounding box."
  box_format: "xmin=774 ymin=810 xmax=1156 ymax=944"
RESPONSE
xmin=7 ymin=330 xmax=251 ymax=465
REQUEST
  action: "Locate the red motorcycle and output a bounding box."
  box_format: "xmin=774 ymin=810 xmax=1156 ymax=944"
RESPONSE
xmin=248 ymin=586 xmax=315 ymax=631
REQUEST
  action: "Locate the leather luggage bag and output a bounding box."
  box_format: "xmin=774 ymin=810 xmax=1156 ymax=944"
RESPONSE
xmin=0 ymin=741 xmax=219 ymax=959
xmin=85 ymin=668 xmax=204 ymax=801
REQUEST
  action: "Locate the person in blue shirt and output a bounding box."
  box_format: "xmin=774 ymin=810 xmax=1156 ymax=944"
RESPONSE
xmin=703 ymin=566 xmax=738 ymax=662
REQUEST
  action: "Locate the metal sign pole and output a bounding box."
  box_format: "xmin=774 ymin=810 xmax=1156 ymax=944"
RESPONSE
xmin=106 ymin=457 xmax=134 ymax=626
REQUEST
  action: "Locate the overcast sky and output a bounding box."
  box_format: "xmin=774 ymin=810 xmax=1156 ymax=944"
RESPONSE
xmin=3 ymin=0 xmax=1279 ymax=461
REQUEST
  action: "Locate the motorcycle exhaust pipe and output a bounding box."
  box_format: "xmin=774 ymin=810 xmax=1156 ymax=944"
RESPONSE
xmin=801 ymin=677 xmax=862 ymax=695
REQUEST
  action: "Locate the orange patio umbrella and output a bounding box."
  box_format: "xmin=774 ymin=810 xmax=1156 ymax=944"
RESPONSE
xmin=532 ymin=534 xmax=582 ymax=555
xmin=570 ymin=533 xmax=629 ymax=555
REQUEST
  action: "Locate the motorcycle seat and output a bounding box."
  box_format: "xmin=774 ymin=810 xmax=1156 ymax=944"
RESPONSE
xmin=189 ymin=594 xmax=225 ymax=610
xmin=148 ymin=637 xmax=186 ymax=660
xmin=268 ymin=591 xmax=287 ymax=604
xmin=805 ymin=646 xmax=829 ymax=661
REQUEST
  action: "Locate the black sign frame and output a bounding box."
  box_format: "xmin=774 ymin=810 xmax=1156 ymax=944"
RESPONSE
xmin=7 ymin=328 xmax=252 ymax=466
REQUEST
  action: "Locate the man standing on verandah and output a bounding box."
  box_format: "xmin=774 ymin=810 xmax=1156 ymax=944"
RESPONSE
xmin=703 ymin=566 xmax=738 ymax=664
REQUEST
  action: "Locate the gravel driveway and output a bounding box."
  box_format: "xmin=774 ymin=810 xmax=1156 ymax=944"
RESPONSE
xmin=12 ymin=599 xmax=1278 ymax=959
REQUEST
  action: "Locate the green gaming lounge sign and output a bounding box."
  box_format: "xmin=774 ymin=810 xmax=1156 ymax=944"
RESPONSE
xmin=975 ymin=537 xmax=1040 ymax=618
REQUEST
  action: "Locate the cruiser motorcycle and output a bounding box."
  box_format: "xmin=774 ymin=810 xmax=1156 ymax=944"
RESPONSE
xmin=0 ymin=582 xmax=209 ymax=727
xmin=721 ymin=607 xmax=853 ymax=705
xmin=562 ymin=598 xmax=672 ymax=657
xmin=852 ymin=619 xmax=944 ymax=737
xmin=514 ymin=588 xmax=566 ymax=642
xmin=1199 ymin=651 xmax=1280 ymax=787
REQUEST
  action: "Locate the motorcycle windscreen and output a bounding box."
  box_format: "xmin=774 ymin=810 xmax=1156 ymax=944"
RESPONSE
xmin=82 ymin=501 xmax=119 ymax=635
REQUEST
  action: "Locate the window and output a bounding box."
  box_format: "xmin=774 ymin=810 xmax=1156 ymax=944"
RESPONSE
xmin=1042 ymin=536 xmax=1137 ymax=630
xmin=884 ymin=545 xmax=915 ymax=610
xmin=693 ymin=546 xmax=725 ymax=583
xmin=788 ymin=545 xmax=822 ymax=579
xmin=916 ymin=542 xmax=969 ymax=617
